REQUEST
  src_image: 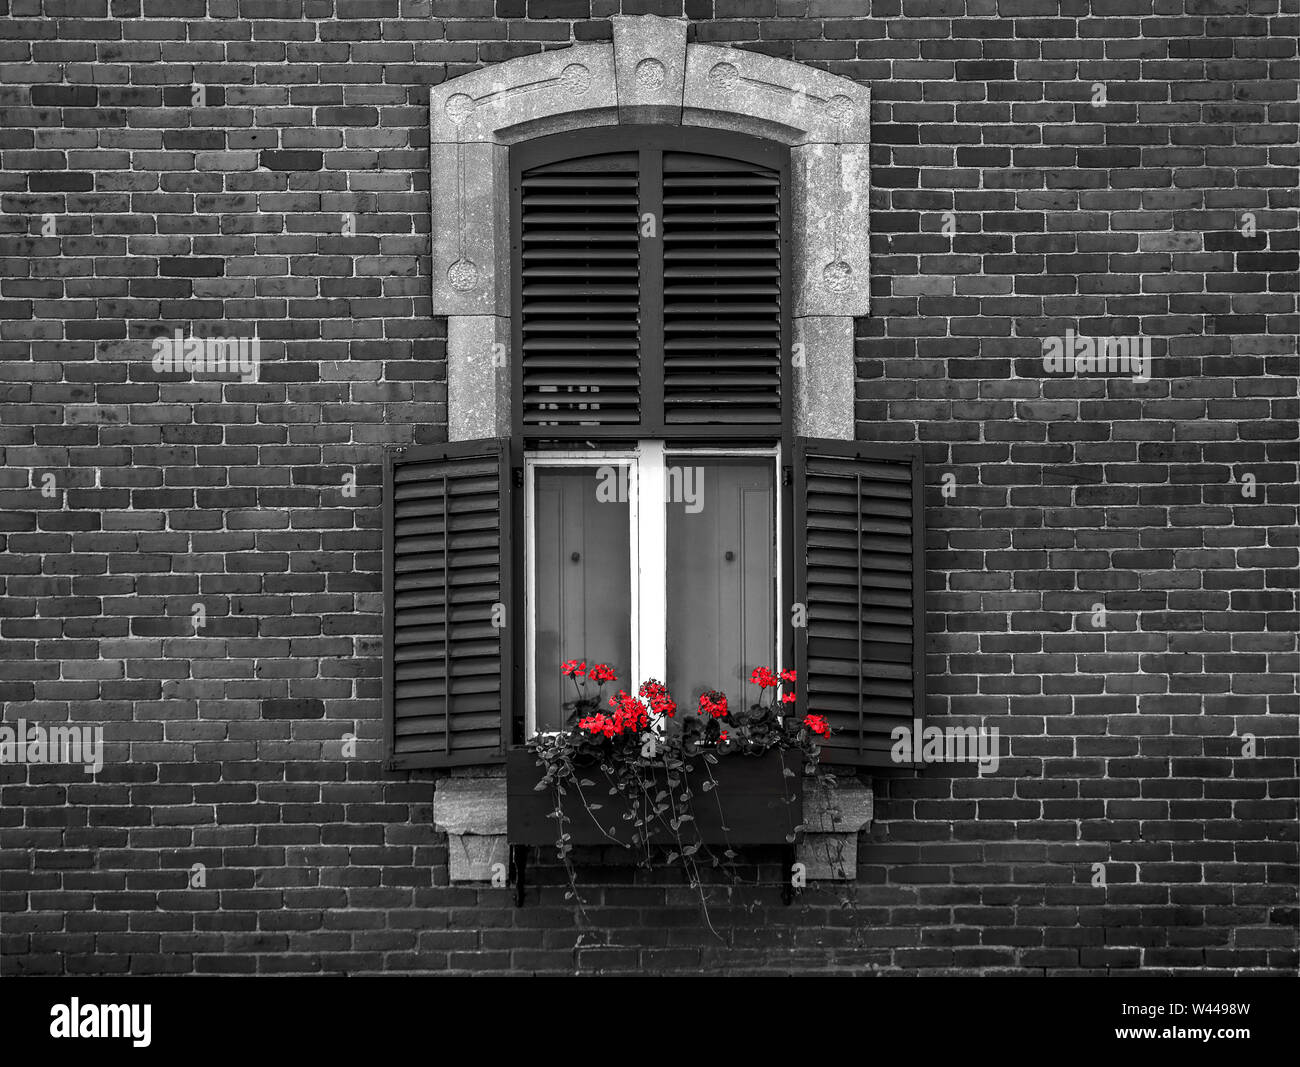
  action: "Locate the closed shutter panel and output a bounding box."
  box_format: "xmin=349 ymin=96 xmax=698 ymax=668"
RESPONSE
xmin=661 ymin=152 xmax=782 ymax=425
xmin=384 ymin=440 xmax=512 ymax=769
xmin=519 ymin=152 xmax=641 ymax=427
xmin=793 ymin=439 xmax=925 ymax=768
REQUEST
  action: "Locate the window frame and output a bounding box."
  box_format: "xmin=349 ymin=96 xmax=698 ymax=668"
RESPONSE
xmin=507 ymin=127 xmax=798 ymax=747
xmin=522 ymin=441 xmax=784 ymax=739
xmin=509 ymin=125 xmax=794 ymax=443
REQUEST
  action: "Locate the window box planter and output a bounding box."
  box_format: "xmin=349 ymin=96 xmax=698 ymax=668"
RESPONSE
xmin=506 ymin=745 xmax=803 ymax=847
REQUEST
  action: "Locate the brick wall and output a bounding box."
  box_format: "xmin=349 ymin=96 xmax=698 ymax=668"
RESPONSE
xmin=1 ymin=0 xmax=1296 ymax=976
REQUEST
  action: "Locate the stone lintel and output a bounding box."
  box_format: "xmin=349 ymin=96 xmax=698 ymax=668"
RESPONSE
xmin=683 ymin=43 xmax=869 ymax=146
xmin=431 ymin=45 xmax=618 ymax=145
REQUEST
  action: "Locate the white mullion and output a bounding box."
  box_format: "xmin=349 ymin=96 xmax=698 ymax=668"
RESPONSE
xmin=636 ymin=440 xmax=667 ymax=698
xmin=627 ymin=452 xmax=640 ymax=697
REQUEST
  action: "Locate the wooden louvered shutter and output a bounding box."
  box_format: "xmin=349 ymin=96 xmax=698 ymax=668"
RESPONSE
xmin=661 ymin=151 xmax=783 ymax=425
xmin=513 ymin=129 xmax=788 ymax=436
xmin=793 ymin=439 xmax=925 ymax=768
xmin=518 ymin=152 xmax=641 ymax=427
xmin=384 ymin=440 xmax=512 ymax=769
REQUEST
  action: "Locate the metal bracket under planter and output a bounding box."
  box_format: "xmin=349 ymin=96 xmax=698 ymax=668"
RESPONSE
xmin=505 ymin=746 xmax=804 ymax=906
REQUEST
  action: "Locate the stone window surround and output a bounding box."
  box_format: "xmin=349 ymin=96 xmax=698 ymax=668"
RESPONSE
xmin=429 ymin=14 xmax=873 ymax=883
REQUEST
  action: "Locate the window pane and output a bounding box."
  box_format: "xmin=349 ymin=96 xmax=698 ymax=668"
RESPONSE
xmin=666 ymin=457 xmax=776 ymax=714
xmin=532 ymin=466 xmax=632 ymax=733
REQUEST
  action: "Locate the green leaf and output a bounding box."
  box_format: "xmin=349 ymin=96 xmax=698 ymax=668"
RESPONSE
xmin=683 ymin=844 xmax=698 ymax=856
xmin=665 ymin=852 xmax=679 ymax=864
xmin=783 ymin=767 xmax=796 ymax=778
xmin=579 ymin=779 xmax=596 ymax=787
xmin=784 ymin=833 xmax=796 ymax=844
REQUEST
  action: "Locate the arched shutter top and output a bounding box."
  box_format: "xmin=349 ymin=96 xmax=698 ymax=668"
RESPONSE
xmin=512 ymin=127 xmax=789 ymax=439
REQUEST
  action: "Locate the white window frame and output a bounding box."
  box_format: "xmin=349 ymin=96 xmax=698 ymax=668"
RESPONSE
xmin=524 ymin=441 xmax=782 ymax=738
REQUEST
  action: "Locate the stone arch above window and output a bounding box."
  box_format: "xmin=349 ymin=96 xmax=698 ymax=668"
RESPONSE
xmin=430 ymin=15 xmax=870 ymax=443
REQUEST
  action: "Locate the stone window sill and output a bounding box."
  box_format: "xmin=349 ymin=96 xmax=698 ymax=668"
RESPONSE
xmin=432 ymin=771 xmax=871 ymax=884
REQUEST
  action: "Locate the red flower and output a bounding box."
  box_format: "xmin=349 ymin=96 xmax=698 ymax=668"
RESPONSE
xmin=718 ymin=730 xmax=728 ymax=743
xmin=802 ymin=714 xmax=829 ymax=737
xmin=698 ymin=690 xmax=728 ymax=718
xmin=580 ymin=686 xmax=649 ymax=739
xmin=562 ymin=659 xmax=587 ymax=678
xmin=638 ymin=678 xmax=675 ymax=715
xmin=749 ymin=666 xmax=779 ymax=689
xmin=780 ymin=668 xmax=797 ymax=683
xmin=781 ymin=691 xmax=796 ymax=704
xmin=586 ymin=663 xmax=617 ymax=683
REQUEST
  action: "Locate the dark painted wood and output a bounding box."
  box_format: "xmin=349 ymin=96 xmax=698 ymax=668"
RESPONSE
xmin=506 ymin=745 xmax=804 ymax=846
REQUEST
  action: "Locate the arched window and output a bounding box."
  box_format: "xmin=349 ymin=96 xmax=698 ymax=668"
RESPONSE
xmin=384 ymin=20 xmax=925 ymax=776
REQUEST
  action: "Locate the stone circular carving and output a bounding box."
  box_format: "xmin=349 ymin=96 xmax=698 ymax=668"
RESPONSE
xmin=707 ymin=62 xmax=739 ymax=92
xmin=445 ymin=93 xmax=474 ymax=125
xmin=560 ymin=63 xmax=591 ymax=96
xmin=826 ymin=94 xmax=854 ymax=122
xmin=635 ymin=58 xmax=666 ymax=91
xmin=447 ymin=258 xmax=479 ymax=292
xmin=822 ymin=260 xmax=854 ymax=293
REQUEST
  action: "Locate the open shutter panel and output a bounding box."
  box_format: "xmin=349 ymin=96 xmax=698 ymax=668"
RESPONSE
xmin=661 ymin=151 xmax=783 ymax=425
xmin=519 ymin=151 xmax=641 ymax=428
xmin=794 ymin=439 xmax=925 ymax=769
xmin=384 ymin=440 xmax=512 ymax=769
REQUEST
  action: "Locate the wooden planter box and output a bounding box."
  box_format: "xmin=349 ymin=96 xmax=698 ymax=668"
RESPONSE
xmin=506 ymin=746 xmax=804 ymax=847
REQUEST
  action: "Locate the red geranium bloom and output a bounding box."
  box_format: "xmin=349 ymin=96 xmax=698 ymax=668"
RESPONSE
xmin=749 ymin=666 xmax=779 ymax=688
xmin=780 ymin=668 xmax=797 ymax=683
xmin=781 ymin=691 xmax=796 ymax=704
xmin=698 ymin=690 xmax=728 ymax=718
xmin=802 ymin=714 xmax=829 ymax=737
xmin=586 ymin=663 xmax=617 ymax=683
xmin=718 ymin=730 xmax=728 ymax=743
xmin=562 ymin=659 xmax=587 ymax=677
xmin=638 ymin=678 xmax=675 ymax=715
